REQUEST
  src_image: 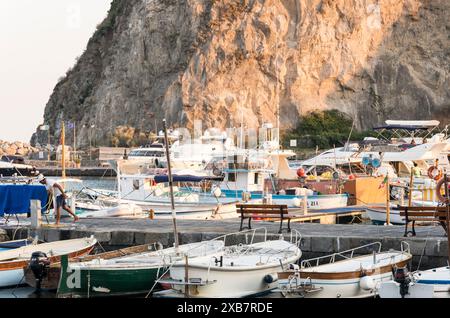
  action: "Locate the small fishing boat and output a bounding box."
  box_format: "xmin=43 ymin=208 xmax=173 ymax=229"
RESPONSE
xmin=24 ymin=243 xmax=160 ymax=290
xmin=276 ymin=242 xmax=412 ymax=298
xmin=0 ymin=238 xmax=36 ymax=251
xmin=154 ymin=228 xmax=302 ymax=298
xmin=56 ymin=240 xmax=224 ymax=298
xmin=365 ymin=205 xmax=406 ymax=225
xmin=0 ymin=236 xmax=97 ymax=288
xmin=378 ymin=266 xmax=450 ymax=298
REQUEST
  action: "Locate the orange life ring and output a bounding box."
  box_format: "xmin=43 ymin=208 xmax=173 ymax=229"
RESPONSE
xmin=427 ymin=166 xmax=443 ymax=181
xmin=436 ymin=175 xmax=450 ymax=203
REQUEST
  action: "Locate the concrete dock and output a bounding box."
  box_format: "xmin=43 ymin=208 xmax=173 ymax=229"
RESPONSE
xmin=1 ymin=218 xmax=448 ymax=270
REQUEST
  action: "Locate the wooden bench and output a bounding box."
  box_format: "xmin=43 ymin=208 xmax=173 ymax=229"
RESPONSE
xmin=398 ymin=205 xmax=449 ymax=237
xmin=236 ymin=204 xmax=294 ymax=234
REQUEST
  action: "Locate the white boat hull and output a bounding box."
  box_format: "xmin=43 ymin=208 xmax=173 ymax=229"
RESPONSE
xmin=0 ymin=269 xmax=24 ymax=288
xmin=278 ymin=272 xmax=394 ymax=298
xmin=366 ymin=207 xmax=405 ymax=225
xmin=169 ymin=265 xmax=284 ymax=298
xmin=379 ymin=266 xmax=450 ymax=298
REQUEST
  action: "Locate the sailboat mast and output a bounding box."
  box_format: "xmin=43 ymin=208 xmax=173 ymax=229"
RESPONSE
xmin=163 ymin=119 xmax=179 ymax=249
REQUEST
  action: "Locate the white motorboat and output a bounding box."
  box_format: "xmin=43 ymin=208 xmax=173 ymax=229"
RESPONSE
xmin=78 ymin=203 xmax=145 ymax=218
xmin=276 ymin=242 xmax=412 ymax=298
xmin=154 ymin=228 xmax=302 ymax=298
xmin=379 ymin=266 xmax=450 ymax=298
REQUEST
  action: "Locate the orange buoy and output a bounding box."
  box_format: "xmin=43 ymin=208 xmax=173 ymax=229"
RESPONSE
xmin=297 ymin=168 xmax=306 ymax=178
xmin=427 ymin=166 xmax=443 ymax=181
xmin=436 ymin=176 xmax=450 ymax=203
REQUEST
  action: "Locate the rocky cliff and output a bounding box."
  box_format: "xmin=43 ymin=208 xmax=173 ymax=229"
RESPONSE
xmin=32 ymin=0 xmax=449 ymax=147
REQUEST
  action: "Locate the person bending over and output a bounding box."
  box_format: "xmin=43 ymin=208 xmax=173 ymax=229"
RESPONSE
xmin=37 ymin=174 xmax=79 ymax=225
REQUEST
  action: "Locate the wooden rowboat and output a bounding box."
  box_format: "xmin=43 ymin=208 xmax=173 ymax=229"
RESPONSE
xmin=0 ymin=237 xmax=97 ymax=288
xmin=24 ymin=243 xmax=157 ymax=290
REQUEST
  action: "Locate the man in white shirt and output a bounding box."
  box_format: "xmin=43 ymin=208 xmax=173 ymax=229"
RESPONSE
xmin=37 ymin=174 xmax=79 ymax=225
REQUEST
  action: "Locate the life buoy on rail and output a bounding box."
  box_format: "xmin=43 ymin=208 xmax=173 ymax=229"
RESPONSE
xmin=427 ymin=166 xmax=443 ymax=181
xmin=436 ymin=175 xmax=450 ymax=203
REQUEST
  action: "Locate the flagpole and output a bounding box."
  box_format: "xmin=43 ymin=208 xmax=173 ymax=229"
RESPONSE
xmin=62 ymin=122 xmax=66 ymax=179
xmin=73 ymin=122 xmax=76 ymax=164
xmin=385 ymin=173 xmax=390 ymax=226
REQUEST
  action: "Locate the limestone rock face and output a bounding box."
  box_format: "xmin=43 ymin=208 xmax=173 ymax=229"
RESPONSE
xmin=32 ymin=0 xmax=449 ymax=146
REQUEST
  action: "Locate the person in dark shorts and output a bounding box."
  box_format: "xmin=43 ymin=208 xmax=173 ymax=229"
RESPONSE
xmin=37 ymin=174 xmax=79 ymax=225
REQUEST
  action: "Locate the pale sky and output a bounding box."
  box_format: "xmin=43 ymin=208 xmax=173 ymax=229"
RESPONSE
xmin=0 ymin=0 xmax=111 ymax=143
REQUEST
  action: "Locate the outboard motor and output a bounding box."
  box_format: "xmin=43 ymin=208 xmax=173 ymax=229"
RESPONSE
xmin=393 ymin=267 xmax=411 ymax=298
xmin=29 ymin=252 xmax=50 ymax=291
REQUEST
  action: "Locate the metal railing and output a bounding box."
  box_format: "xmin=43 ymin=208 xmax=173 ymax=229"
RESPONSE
xmin=301 ymin=242 xmax=382 ymax=268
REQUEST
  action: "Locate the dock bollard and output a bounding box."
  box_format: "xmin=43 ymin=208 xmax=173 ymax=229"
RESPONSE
xmin=149 ymin=209 xmax=155 ymax=220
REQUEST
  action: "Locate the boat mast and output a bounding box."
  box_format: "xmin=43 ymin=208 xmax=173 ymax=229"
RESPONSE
xmin=163 ymin=119 xmax=179 ymax=249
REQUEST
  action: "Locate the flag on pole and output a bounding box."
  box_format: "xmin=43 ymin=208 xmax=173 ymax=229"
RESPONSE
xmin=378 ymin=175 xmax=388 ymax=189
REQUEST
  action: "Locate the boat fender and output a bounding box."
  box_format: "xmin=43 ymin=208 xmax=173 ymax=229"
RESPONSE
xmin=359 ymin=275 xmax=375 ymax=290
xmin=297 ymin=168 xmax=306 ymax=178
xmin=263 ymin=274 xmax=278 ymax=284
xmin=292 ymin=198 xmax=301 ymax=207
xmin=436 ymin=175 xmax=450 ymax=203
xmin=428 ymin=166 xmax=443 ymax=181
xmin=211 ymin=186 xmax=222 ymax=198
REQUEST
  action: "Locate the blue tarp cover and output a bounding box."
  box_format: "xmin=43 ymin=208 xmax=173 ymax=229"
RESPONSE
xmin=0 ymin=185 xmax=47 ymax=216
xmin=154 ymin=175 xmax=206 ymax=184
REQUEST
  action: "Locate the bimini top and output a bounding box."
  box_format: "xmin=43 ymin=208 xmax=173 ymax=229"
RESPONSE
xmin=154 ymin=175 xmax=223 ymax=184
xmin=374 ymin=120 xmax=440 ymax=131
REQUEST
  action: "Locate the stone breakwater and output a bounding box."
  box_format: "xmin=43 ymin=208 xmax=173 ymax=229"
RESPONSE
xmin=0 ymin=140 xmax=40 ymax=157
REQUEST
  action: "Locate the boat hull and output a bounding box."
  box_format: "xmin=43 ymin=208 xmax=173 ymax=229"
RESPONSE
xmin=365 ymin=206 xmax=405 ymax=225
xmin=167 ymin=264 xmax=288 ymax=298
xmin=379 ymin=266 xmax=450 ymax=298
xmin=57 ymin=266 xmax=161 ymax=297
xmin=0 ymin=238 xmax=96 ymax=288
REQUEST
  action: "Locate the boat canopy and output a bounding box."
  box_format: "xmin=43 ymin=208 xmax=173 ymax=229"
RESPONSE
xmin=384 ymin=120 xmax=440 ymax=128
xmin=154 ymin=175 xmax=222 ymax=184
xmin=373 ymin=120 xmax=441 ymax=141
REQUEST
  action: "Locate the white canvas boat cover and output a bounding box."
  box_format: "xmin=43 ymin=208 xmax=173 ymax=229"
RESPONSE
xmin=385 ymin=120 xmax=440 ymax=128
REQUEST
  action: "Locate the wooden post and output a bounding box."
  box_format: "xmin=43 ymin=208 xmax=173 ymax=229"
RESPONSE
xmin=385 ymin=174 xmax=390 ymax=226
xmin=303 ymin=195 xmax=308 ymax=215
xmin=184 ymin=254 xmax=189 ymax=297
xmin=61 ymin=122 xmax=66 ymax=179
xmin=444 ymin=175 xmax=450 ymax=263
xmin=408 ymin=169 xmax=414 ymax=207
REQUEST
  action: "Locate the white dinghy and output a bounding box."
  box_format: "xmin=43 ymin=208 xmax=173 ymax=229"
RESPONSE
xmin=378 ymin=266 xmax=450 ymax=298
xmin=154 ymin=228 xmax=302 ymax=298
xmin=276 ymin=242 xmax=412 ymax=298
xmin=0 ymin=236 xmax=97 ymax=288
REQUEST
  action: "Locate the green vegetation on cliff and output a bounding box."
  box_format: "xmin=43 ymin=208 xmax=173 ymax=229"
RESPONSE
xmin=283 ymin=110 xmax=376 ymax=150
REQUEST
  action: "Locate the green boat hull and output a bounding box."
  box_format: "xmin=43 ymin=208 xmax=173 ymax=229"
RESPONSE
xmin=57 ymin=255 xmax=163 ymax=298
